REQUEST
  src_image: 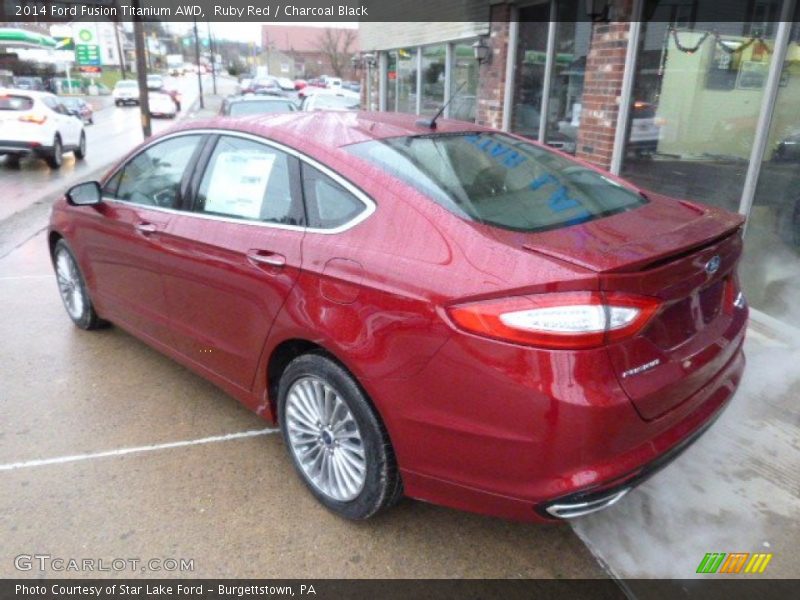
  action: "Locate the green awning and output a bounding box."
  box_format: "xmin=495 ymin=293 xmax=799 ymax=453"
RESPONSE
xmin=0 ymin=28 xmax=57 ymax=49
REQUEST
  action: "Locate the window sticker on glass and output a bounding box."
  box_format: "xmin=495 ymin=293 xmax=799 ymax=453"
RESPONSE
xmin=204 ymin=151 xmax=275 ymax=219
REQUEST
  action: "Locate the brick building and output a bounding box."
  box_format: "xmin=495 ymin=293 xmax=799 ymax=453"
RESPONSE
xmin=359 ymin=0 xmax=800 ymax=333
xmin=261 ymin=24 xmax=359 ymax=80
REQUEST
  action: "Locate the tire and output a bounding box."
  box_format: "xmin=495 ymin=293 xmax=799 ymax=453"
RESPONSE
xmin=74 ymin=131 xmax=86 ymax=160
xmin=52 ymin=239 xmax=106 ymax=330
xmin=4 ymin=154 xmax=21 ymax=169
xmin=115 ymin=100 xmax=121 ymax=107
xmin=277 ymin=353 xmax=402 ymax=520
xmin=46 ymin=136 xmax=63 ymax=169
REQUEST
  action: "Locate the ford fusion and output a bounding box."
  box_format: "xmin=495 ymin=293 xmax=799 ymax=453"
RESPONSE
xmin=48 ymin=112 xmax=747 ymax=521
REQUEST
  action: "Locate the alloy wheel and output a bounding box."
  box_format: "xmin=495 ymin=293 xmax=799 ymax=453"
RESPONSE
xmin=284 ymin=376 xmax=367 ymax=502
xmin=55 ymin=249 xmax=85 ymax=320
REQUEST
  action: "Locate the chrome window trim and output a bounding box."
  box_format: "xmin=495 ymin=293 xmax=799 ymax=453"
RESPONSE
xmin=102 ymin=128 xmax=377 ymax=235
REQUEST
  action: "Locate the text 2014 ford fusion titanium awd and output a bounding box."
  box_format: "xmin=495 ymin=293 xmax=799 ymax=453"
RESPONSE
xmin=48 ymin=112 xmax=747 ymax=522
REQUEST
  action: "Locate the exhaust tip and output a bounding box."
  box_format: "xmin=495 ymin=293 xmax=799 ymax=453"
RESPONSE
xmin=544 ymin=488 xmax=630 ymax=519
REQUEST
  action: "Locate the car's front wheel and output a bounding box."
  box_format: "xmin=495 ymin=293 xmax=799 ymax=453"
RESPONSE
xmin=278 ymin=353 xmax=402 ymax=519
xmin=53 ymin=240 xmax=105 ymax=330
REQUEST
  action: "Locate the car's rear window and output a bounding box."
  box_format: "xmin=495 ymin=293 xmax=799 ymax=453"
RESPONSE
xmin=228 ymin=101 xmax=295 ymax=116
xmin=345 ymin=132 xmax=647 ymax=233
xmin=0 ymin=95 xmax=33 ymax=110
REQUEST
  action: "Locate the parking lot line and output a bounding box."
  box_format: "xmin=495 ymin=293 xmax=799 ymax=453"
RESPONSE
xmin=0 ymin=428 xmax=279 ymax=472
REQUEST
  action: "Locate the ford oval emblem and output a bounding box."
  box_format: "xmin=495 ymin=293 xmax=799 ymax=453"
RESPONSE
xmin=705 ymin=255 xmax=721 ymax=275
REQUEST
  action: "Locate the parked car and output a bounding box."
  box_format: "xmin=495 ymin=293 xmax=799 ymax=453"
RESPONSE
xmin=321 ymin=76 xmax=343 ymax=90
xmin=342 ymin=81 xmax=361 ymax=94
xmin=60 ymin=97 xmax=94 ymax=125
xmin=0 ymin=89 xmax=86 ymax=168
xmin=772 ymin=128 xmax=800 ymax=162
xmin=148 ymin=91 xmax=177 ymax=118
xmin=243 ymin=77 xmax=284 ymax=96
xmin=300 ymin=89 xmax=360 ymax=111
xmin=276 ymin=77 xmax=296 ymax=92
xmin=113 ymin=80 xmax=140 ymax=106
xmin=48 ymin=112 xmax=747 ymax=522
xmin=294 ymin=79 xmax=308 ymax=91
xmin=146 ymin=74 xmax=165 ymax=91
xmin=12 ymin=76 xmax=45 ymax=91
xmin=220 ymin=96 xmax=297 ymax=117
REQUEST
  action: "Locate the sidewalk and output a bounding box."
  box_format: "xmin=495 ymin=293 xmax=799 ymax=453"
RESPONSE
xmin=572 ymin=312 xmax=800 ymax=582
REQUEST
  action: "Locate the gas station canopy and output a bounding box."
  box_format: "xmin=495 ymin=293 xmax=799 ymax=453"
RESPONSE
xmin=0 ymin=28 xmax=57 ymax=49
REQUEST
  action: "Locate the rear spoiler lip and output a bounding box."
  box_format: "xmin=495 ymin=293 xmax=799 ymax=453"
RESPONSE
xmin=524 ymin=216 xmax=744 ymax=274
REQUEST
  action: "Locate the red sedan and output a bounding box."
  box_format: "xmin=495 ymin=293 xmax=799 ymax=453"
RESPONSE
xmin=48 ymin=112 xmax=747 ymax=522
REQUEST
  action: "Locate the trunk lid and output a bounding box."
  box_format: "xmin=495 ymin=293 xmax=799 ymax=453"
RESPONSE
xmin=487 ymin=193 xmax=747 ymax=420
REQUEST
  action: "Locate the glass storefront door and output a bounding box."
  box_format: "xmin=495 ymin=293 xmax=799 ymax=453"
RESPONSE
xmin=449 ymin=42 xmax=479 ymax=122
xmin=386 ymin=48 xmax=417 ymax=114
xmin=420 ymin=45 xmax=446 ymax=116
xmin=511 ymin=2 xmax=552 ymax=138
xmin=544 ymin=3 xmax=591 ymax=154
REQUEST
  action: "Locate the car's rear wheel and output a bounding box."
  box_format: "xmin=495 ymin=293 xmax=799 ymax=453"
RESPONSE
xmin=46 ymin=136 xmax=62 ymax=169
xmin=278 ymin=353 xmax=402 ymax=519
xmin=53 ymin=240 xmax=105 ymax=330
xmin=74 ymin=131 xmax=86 ymax=160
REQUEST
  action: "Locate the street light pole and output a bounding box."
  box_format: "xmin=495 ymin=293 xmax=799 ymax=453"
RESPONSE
xmin=132 ymin=4 xmax=151 ymax=138
xmin=193 ymin=17 xmax=204 ymax=109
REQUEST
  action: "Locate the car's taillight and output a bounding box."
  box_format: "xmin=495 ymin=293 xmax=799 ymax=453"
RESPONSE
xmin=723 ymin=277 xmax=746 ymax=314
xmin=18 ymin=113 xmax=47 ymax=124
xmin=446 ymin=292 xmax=661 ymax=349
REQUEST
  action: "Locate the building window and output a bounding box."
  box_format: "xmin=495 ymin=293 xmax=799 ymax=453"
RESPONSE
xmin=420 ymin=44 xmax=446 ymax=116
xmin=620 ymin=2 xmax=781 ymax=215
xmin=449 ymin=42 xmax=479 ymax=122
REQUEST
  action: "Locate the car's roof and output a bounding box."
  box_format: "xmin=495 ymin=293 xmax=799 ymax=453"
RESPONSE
xmin=0 ymin=87 xmax=52 ymax=98
xmin=172 ymin=110 xmax=488 ymax=150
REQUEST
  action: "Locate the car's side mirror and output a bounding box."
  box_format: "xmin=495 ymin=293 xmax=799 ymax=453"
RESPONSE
xmin=66 ymin=181 xmax=102 ymax=206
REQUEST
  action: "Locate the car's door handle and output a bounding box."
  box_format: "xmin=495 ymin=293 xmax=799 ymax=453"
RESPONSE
xmin=246 ymin=250 xmax=286 ymax=268
xmin=135 ymin=222 xmax=158 ymax=235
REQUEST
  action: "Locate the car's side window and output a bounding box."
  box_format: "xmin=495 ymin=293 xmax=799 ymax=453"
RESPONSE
xmin=112 ymin=135 xmax=203 ymax=209
xmin=42 ymin=96 xmax=61 ymax=113
xmin=195 ymin=136 xmax=302 ymax=225
xmin=301 ymin=163 xmax=367 ymax=229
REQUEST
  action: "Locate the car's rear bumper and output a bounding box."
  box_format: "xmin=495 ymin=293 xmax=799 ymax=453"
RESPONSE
xmin=0 ymin=140 xmax=44 ymax=155
xmin=393 ymin=344 xmax=743 ymax=522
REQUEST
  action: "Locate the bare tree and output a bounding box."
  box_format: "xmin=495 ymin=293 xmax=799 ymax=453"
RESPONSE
xmin=314 ymin=28 xmax=357 ymax=78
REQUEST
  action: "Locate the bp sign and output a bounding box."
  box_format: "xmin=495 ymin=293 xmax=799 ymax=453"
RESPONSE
xmin=76 ymin=44 xmax=101 ymax=66
xmin=72 ymin=24 xmax=100 ymax=66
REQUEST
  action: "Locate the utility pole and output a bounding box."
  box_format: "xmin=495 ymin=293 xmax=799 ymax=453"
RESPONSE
xmin=193 ymin=17 xmax=204 ymax=109
xmin=132 ymin=4 xmax=151 ymax=138
xmin=207 ymin=22 xmax=217 ymax=95
xmin=114 ymin=23 xmax=126 ymax=79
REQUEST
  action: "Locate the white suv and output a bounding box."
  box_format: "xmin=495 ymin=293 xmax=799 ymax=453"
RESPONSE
xmin=0 ymin=89 xmax=86 ymax=169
